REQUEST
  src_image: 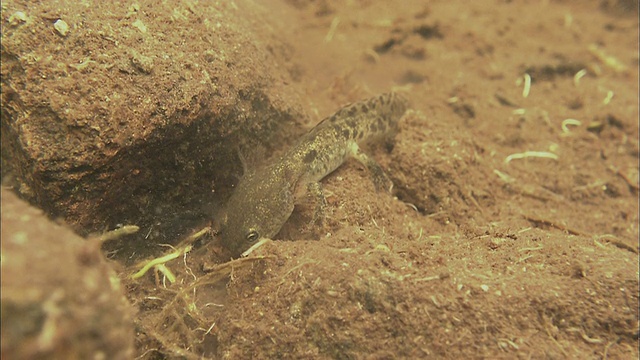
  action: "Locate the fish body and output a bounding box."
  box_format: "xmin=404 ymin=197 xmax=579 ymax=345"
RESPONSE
xmin=219 ymin=92 xmax=408 ymax=257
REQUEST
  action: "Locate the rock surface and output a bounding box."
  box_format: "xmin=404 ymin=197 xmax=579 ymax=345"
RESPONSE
xmin=1 ymin=0 xmax=304 ymax=243
xmin=1 ymin=189 xmax=135 ymax=359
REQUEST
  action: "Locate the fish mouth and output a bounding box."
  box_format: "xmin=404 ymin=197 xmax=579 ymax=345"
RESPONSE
xmin=219 ymin=230 xmax=252 ymax=258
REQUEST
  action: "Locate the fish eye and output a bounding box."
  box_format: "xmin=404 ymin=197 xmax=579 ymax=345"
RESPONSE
xmin=245 ymin=229 xmax=260 ymax=243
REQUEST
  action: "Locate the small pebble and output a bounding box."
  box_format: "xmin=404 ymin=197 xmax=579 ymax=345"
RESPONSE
xmin=132 ymin=19 xmax=147 ymax=33
xmin=9 ymin=11 xmax=27 ymax=26
xmin=54 ymin=19 xmax=69 ymax=36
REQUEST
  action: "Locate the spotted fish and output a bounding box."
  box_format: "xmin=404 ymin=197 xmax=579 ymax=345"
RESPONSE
xmin=218 ymin=92 xmax=409 ymax=257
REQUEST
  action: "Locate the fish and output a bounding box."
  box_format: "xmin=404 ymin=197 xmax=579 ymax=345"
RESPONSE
xmin=218 ymin=92 xmax=409 ymax=257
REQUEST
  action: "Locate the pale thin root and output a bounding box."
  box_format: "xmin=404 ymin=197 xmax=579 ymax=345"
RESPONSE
xmin=603 ymin=90 xmax=614 ymax=105
xmin=615 ymin=168 xmax=639 ymax=191
xmin=135 ymin=256 xmax=271 ymax=359
xmin=517 ymin=227 xmax=532 ymax=234
xmin=466 ymin=189 xmax=485 ymax=216
xmin=155 ymin=256 xmax=271 ymax=316
xmin=199 ymin=321 xmax=216 ymax=341
xmin=131 ymin=244 xmax=193 ymax=280
xmin=194 ymin=256 xmax=270 ymax=288
xmin=324 ymin=17 xmax=340 ymax=43
xmin=365 ymin=244 xmax=391 ymax=256
xmin=363 ymin=48 xmax=380 ymax=63
xmin=497 ymin=338 xmax=520 ymax=350
xmin=523 ymin=214 xmax=584 ymax=236
xmin=412 ymin=273 xmax=442 ymax=282
xmin=135 ymin=348 xmax=160 ymax=360
xmin=136 ymin=323 xmax=201 ymax=360
xmin=505 ymin=151 xmax=558 ymax=163
xmin=561 ymin=119 xmax=582 ymax=133
xmin=275 ymin=260 xmax=319 ymax=288
xmin=98 ymin=225 xmax=139 ymax=243
xmin=567 ymin=327 xmax=604 ymax=344
xmin=516 ymin=254 xmax=534 ymax=263
xmin=588 ymin=44 xmax=627 ymax=73
xmin=493 ymin=169 xmax=515 ymax=183
xmin=542 ymin=316 xmax=569 ymax=358
xmin=241 ymin=237 xmax=271 ymax=257
xmin=572 ymin=180 xmax=607 ymax=192
xmin=184 ymin=226 xmax=211 ymax=244
xmin=155 ymin=264 xmax=176 ymax=285
xmin=522 ymin=73 xmax=531 ymax=98
xmin=595 ymin=234 xmax=638 ymax=254
xmin=518 ymin=245 xmax=544 ymax=252
xmin=573 ymin=69 xmax=587 ymax=86
xmin=603 ymin=338 xmax=619 ymax=360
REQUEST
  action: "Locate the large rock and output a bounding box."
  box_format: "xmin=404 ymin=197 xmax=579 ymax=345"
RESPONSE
xmin=1 ymin=0 xmax=303 ymax=243
xmin=1 ymin=189 xmax=135 ymax=359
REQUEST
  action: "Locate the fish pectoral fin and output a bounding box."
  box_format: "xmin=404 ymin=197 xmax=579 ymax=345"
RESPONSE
xmin=351 ymin=145 xmax=393 ymax=193
xmin=290 ymin=181 xmax=327 ymax=233
xmin=306 ymin=182 xmax=327 ymax=224
xmin=295 ymin=181 xmax=326 ymax=216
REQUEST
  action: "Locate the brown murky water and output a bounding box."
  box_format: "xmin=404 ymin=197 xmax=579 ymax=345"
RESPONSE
xmin=2 ymin=0 xmax=638 ymax=359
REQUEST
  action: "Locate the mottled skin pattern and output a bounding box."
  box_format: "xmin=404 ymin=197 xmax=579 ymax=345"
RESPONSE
xmin=219 ymin=92 xmax=409 ymax=257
